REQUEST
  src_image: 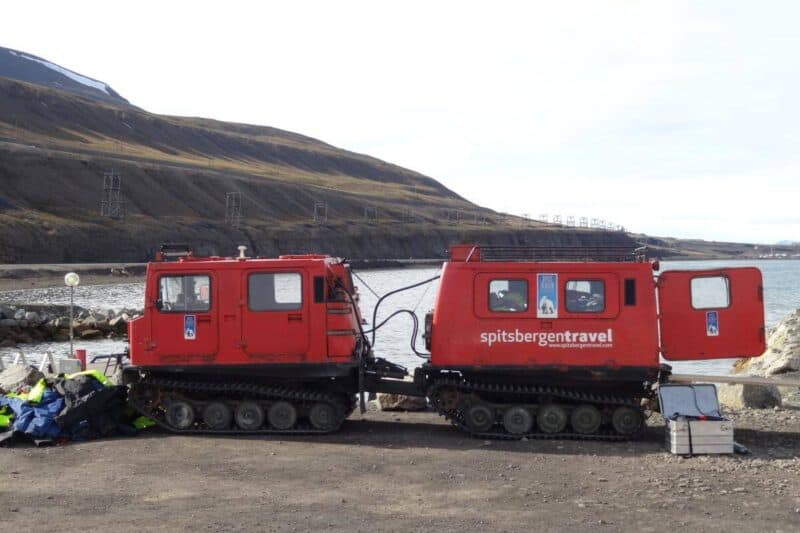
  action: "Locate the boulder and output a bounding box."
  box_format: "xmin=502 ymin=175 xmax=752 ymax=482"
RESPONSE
xmin=13 ymin=309 xmax=25 ymax=321
xmin=23 ymin=311 xmax=40 ymax=324
xmin=735 ymin=309 xmax=800 ymax=376
xmin=0 ymin=318 xmax=18 ymax=327
xmin=0 ymin=304 xmax=13 ymax=319
xmin=376 ymin=393 xmax=428 ymax=411
xmin=14 ymin=332 xmax=33 ymax=344
xmin=78 ymin=319 xmax=97 ymax=330
xmin=717 ymin=383 xmax=782 ymax=410
xmin=0 ymin=365 xmax=45 ymax=394
xmin=79 ymin=329 xmax=104 ymax=339
xmin=109 ymin=315 xmax=127 ymax=333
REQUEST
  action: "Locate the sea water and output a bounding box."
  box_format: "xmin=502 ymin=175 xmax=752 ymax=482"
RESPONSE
xmin=1 ymin=260 xmax=797 ymax=375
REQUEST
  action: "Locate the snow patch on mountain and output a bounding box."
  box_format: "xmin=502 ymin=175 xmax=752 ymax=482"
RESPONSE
xmin=8 ymin=50 xmax=110 ymax=95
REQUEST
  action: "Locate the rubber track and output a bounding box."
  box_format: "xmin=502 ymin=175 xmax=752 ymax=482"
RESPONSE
xmin=129 ymin=376 xmax=350 ymax=435
xmin=428 ymin=377 xmax=646 ymax=442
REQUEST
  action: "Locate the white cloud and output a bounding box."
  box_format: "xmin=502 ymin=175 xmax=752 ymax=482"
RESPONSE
xmin=2 ymin=0 xmax=798 ymax=242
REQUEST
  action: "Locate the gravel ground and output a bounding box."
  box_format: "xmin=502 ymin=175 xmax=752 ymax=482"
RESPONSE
xmin=1 ymin=407 xmax=798 ymax=533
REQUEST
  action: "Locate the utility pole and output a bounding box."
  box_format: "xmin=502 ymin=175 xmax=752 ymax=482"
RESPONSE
xmin=100 ymin=171 xmax=124 ymax=219
xmin=225 ymin=192 xmax=243 ymax=228
xmin=313 ymin=201 xmax=328 ymax=224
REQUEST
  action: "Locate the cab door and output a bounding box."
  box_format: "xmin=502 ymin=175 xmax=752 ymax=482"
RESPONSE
xmin=150 ymin=272 xmax=218 ymax=362
xmin=241 ymin=270 xmax=310 ymax=361
xmin=658 ymin=268 xmax=765 ymax=361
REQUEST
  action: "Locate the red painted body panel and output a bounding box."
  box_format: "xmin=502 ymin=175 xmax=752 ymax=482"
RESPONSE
xmin=428 ymin=246 xmax=766 ymax=370
xmin=429 ymin=261 xmax=660 ymax=369
xmin=128 ymin=255 xmax=362 ymax=368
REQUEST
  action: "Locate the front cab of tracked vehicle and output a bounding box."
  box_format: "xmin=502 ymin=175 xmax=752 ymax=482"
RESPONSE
xmin=126 ymin=247 xmax=366 ymax=378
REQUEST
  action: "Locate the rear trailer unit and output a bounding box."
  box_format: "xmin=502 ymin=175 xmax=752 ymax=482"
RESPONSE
xmin=417 ymin=245 xmax=765 ymax=441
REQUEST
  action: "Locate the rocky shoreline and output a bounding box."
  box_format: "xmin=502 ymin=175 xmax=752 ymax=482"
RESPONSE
xmin=0 ymin=303 xmax=139 ymax=348
xmin=719 ymin=308 xmax=800 ymax=409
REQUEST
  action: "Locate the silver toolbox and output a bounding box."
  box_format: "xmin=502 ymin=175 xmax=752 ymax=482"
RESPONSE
xmin=659 ymin=383 xmax=734 ymax=455
xmin=665 ymin=418 xmax=734 ymax=454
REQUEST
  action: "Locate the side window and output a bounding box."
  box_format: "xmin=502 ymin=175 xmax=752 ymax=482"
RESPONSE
xmin=691 ymin=276 xmax=730 ymax=309
xmin=249 ymin=272 xmax=303 ymax=311
xmin=159 ymin=275 xmax=210 ymax=312
xmin=624 ymin=278 xmax=636 ymax=306
xmin=565 ymin=280 xmax=605 ymax=313
xmin=489 ymin=279 xmax=528 ymax=312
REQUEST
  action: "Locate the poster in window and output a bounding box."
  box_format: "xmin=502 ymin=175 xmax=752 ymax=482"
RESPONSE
xmin=706 ymin=311 xmax=719 ymax=337
xmin=184 ymin=314 xmax=197 ymax=340
xmin=537 ymin=273 xmax=558 ymax=318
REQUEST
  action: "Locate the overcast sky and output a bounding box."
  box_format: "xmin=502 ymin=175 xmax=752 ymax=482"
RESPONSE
xmin=4 ymin=1 xmax=799 ymax=243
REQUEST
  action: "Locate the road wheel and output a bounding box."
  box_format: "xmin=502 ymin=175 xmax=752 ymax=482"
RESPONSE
xmin=436 ymin=387 xmax=461 ymax=410
xmin=465 ymin=403 xmax=495 ymax=433
xmin=268 ymin=401 xmax=298 ymax=430
xmin=203 ymin=402 xmax=232 ymax=430
xmin=165 ymin=401 xmax=195 ymax=430
xmin=309 ymin=402 xmax=339 ymax=431
xmin=235 ymin=401 xmax=264 ymax=431
xmin=502 ymin=406 xmax=533 ymax=435
xmin=611 ymin=406 xmax=643 ymax=435
xmin=537 ymin=404 xmax=567 ymax=434
xmin=570 ymin=404 xmax=602 ymax=435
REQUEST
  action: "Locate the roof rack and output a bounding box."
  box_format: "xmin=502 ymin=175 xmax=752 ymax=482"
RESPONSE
xmin=451 ymin=245 xmax=647 ymax=263
xmin=156 ymin=243 xmax=194 ymax=262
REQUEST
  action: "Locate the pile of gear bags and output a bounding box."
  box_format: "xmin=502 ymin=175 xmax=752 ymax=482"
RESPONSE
xmin=0 ymin=365 xmax=152 ymax=446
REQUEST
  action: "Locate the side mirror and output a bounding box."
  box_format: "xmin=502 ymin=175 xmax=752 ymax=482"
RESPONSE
xmin=155 ymin=299 xmax=163 ymax=310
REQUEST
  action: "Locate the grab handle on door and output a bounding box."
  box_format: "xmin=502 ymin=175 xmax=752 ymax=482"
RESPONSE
xmin=288 ymin=313 xmax=303 ymax=322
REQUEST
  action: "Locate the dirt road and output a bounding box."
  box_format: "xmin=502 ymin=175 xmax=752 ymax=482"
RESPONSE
xmin=1 ymin=409 xmax=798 ymax=532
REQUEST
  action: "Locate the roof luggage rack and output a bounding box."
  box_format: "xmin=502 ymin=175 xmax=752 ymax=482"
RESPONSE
xmin=451 ymin=245 xmax=647 ymax=263
xmin=156 ymin=243 xmax=194 ymax=262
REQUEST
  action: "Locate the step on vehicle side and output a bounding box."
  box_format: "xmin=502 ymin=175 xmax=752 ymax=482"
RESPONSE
xmin=414 ymin=245 xmax=766 ymax=440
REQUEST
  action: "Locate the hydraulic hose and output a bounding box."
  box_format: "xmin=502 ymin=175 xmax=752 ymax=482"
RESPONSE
xmin=365 ymin=308 xmax=429 ymax=359
xmin=366 ymin=273 xmax=441 ymax=357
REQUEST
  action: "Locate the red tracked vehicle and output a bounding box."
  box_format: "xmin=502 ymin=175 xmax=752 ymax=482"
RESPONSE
xmin=124 ymin=243 xmax=766 ymax=440
xmin=124 ymin=244 xmax=405 ymax=435
xmin=414 ymin=245 xmax=766 ymax=439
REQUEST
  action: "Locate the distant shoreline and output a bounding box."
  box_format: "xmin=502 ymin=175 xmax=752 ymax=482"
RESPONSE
xmin=0 ymin=256 xmax=796 ymax=292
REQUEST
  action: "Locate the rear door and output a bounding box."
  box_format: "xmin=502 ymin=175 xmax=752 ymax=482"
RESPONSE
xmin=241 ymin=269 xmax=310 ymax=361
xmin=658 ymin=268 xmax=765 ymax=361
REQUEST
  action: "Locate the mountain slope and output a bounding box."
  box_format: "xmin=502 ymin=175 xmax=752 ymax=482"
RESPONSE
xmin=0 ymin=46 xmax=128 ymax=105
xmin=0 ymin=49 xmax=638 ymax=262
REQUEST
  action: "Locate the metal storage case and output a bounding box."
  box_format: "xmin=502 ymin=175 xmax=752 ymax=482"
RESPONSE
xmin=659 ymin=384 xmax=734 ymax=455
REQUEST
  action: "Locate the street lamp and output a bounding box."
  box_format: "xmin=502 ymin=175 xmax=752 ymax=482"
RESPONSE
xmin=64 ymin=272 xmax=80 ymax=356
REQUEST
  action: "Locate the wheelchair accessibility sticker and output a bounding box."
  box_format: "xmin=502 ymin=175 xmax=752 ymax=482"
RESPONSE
xmin=706 ymin=311 xmax=719 ymax=337
xmin=184 ymin=314 xmax=197 ymax=340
